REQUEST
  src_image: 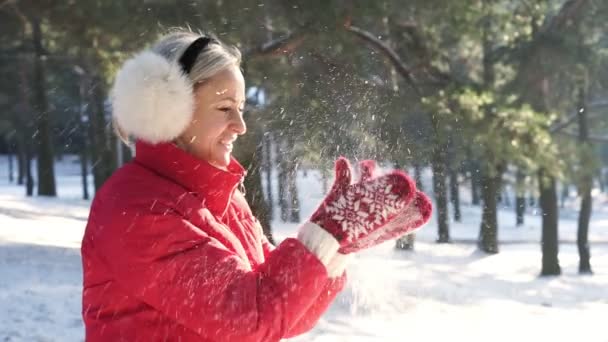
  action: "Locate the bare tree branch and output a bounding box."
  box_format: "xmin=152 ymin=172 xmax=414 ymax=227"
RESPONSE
xmin=543 ymin=0 xmax=590 ymax=33
xmin=344 ymin=23 xmax=421 ymax=95
xmin=6 ymin=2 xmax=27 ymax=30
xmin=590 ymin=100 xmax=608 ymax=108
xmin=244 ymin=31 xmax=309 ymax=59
xmin=550 ymin=112 xmax=578 ymax=133
xmin=549 ymin=100 xmax=608 ymax=133
xmin=0 ymin=0 xmax=17 ymax=10
xmin=557 ymin=130 xmax=608 ymax=143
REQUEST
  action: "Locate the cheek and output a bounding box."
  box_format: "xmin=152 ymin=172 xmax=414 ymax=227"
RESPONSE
xmin=190 ymin=119 xmax=227 ymax=146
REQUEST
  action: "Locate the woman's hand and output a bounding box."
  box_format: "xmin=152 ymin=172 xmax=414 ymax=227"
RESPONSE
xmin=339 ymin=160 xmax=432 ymax=254
xmin=297 ymin=157 xmax=416 ymax=273
xmin=310 ymin=158 xmax=416 ymax=246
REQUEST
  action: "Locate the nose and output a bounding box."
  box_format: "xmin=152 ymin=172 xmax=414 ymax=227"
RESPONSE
xmin=231 ymin=112 xmax=247 ymax=135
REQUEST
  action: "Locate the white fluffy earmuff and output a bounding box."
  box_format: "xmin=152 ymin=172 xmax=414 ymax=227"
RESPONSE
xmin=110 ymin=51 xmax=194 ymax=144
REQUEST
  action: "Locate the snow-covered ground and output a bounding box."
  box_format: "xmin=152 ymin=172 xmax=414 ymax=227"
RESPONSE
xmin=0 ymin=155 xmax=607 ymax=342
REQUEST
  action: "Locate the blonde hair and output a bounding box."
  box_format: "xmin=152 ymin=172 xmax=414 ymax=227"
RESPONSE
xmin=151 ymin=30 xmax=242 ymax=85
xmin=114 ymin=29 xmax=242 ymax=146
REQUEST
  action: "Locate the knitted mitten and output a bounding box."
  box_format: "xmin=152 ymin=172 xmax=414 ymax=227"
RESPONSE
xmin=338 ymin=160 xmax=432 ymax=254
xmin=297 ymin=157 xmax=415 ymax=269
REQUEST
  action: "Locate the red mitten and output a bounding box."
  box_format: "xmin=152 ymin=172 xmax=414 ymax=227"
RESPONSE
xmin=297 ymin=157 xmax=415 ymax=269
xmin=310 ymin=157 xmax=415 ymax=244
xmin=338 ymin=160 xmax=433 ymax=254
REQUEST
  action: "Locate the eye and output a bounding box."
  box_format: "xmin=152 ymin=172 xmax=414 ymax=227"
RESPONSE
xmin=219 ymin=107 xmax=231 ymax=113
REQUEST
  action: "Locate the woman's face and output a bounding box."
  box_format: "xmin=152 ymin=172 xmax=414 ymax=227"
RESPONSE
xmin=178 ymin=65 xmax=246 ymax=169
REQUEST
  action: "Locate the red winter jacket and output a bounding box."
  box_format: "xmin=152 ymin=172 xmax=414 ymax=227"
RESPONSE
xmin=81 ymin=141 xmax=346 ymax=342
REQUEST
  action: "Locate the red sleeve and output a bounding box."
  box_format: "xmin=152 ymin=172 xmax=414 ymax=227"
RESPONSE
xmin=285 ymin=272 xmax=347 ymax=338
xmin=258 ymin=221 xmax=347 ymax=337
xmin=93 ymin=210 xmax=330 ymax=342
xmin=258 ymin=226 xmax=347 ymax=338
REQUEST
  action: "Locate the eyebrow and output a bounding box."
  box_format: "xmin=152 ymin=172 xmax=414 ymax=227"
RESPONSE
xmin=217 ymin=97 xmax=245 ymax=105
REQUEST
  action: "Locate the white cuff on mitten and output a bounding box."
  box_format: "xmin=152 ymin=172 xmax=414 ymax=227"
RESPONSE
xmin=326 ymin=253 xmax=353 ymax=278
xmin=297 ymin=221 xmax=340 ymax=270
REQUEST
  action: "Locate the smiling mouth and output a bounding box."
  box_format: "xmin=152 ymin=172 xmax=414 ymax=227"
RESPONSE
xmin=220 ymin=139 xmax=235 ymax=151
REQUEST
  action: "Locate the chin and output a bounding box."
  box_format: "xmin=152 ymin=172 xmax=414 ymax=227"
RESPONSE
xmin=210 ymin=154 xmax=231 ymax=169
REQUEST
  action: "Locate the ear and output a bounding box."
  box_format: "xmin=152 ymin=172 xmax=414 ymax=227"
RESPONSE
xmin=329 ymin=157 xmax=353 ymax=193
xmin=358 ymin=159 xmax=378 ymax=182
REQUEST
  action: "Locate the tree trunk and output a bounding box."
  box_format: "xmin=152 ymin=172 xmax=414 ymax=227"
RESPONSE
xmin=539 ymin=169 xmax=561 ymax=276
xmin=110 ymin=121 xmax=119 ymax=167
xmin=471 ymin=162 xmax=481 ymax=206
xmin=88 ymin=74 xmax=115 ymax=191
xmin=413 ymin=162 xmax=424 ymax=191
xmin=287 ymin=161 xmax=300 ymax=223
xmin=121 ymin=143 xmax=133 ymax=164
xmin=77 ymin=76 xmax=89 ymax=200
xmin=395 ymin=162 xmax=418 ymax=250
xmin=478 ymin=166 xmax=502 ymax=254
xmin=237 ymin=58 xmax=273 ymax=243
xmin=395 ymin=234 xmax=416 ymax=250
xmin=577 ymin=187 xmax=592 ymax=274
xmin=560 ymin=182 xmax=569 ymax=208
xmin=432 ymin=146 xmax=450 ymax=243
xmin=17 ymin=58 xmax=33 ymax=194
xmin=515 ymin=196 xmax=526 ymax=226
xmin=234 ymin=123 xmax=274 ymax=244
xmin=30 ymin=15 xmax=56 ymax=196
xmin=515 ymin=169 xmax=526 ymax=226
xmin=8 ymin=151 xmax=14 ymax=183
xmin=17 ymin=139 xmax=25 ymax=185
xmin=285 ymin=135 xmax=300 ymax=223
xmin=500 ymin=185 xmax=511 ymax=208
xmin=276 ymin=138 xmax=289 ymax=222
xmin=449 ymin=168 xmax=461 ymax=222
xmin=321 ymin=167 xmax=329 ymax=195
xmin=263 ymin=132 xmax=274 ymax=220
xmin=80 ymin=143 xmax=89 ymax=200
xmin=115 ymin=132 xmax=124 ymax=167
xmin=478 ymin=14 xmax=502 ymax=254
xmin=576 ymin=86 xmax=592 ymax=274
xmin=25 ymin=143 xmax=34 ymax=197
xmin=529 ymin=194 xmax=536 ymax=208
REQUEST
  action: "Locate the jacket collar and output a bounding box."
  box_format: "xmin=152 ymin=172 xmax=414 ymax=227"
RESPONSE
xmin=134 ymin=140 xmax=246 ymax=218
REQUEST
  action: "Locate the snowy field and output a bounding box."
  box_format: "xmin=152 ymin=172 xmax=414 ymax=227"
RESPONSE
xmin=0 ymin=155 xmax=607 ymax=342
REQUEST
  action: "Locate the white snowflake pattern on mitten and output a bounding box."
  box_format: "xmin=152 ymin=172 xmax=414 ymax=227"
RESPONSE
xmin=335 ymin=159 xmax=433 ymax=254
xmin=303 ymin=157 xmax=415 ymax=261
xmin=325 ymin=176 xmax=404 ymax=243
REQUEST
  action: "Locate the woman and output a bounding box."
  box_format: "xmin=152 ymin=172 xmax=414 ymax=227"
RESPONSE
xmin=81 ymin=30 xmax=432 ymax=342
